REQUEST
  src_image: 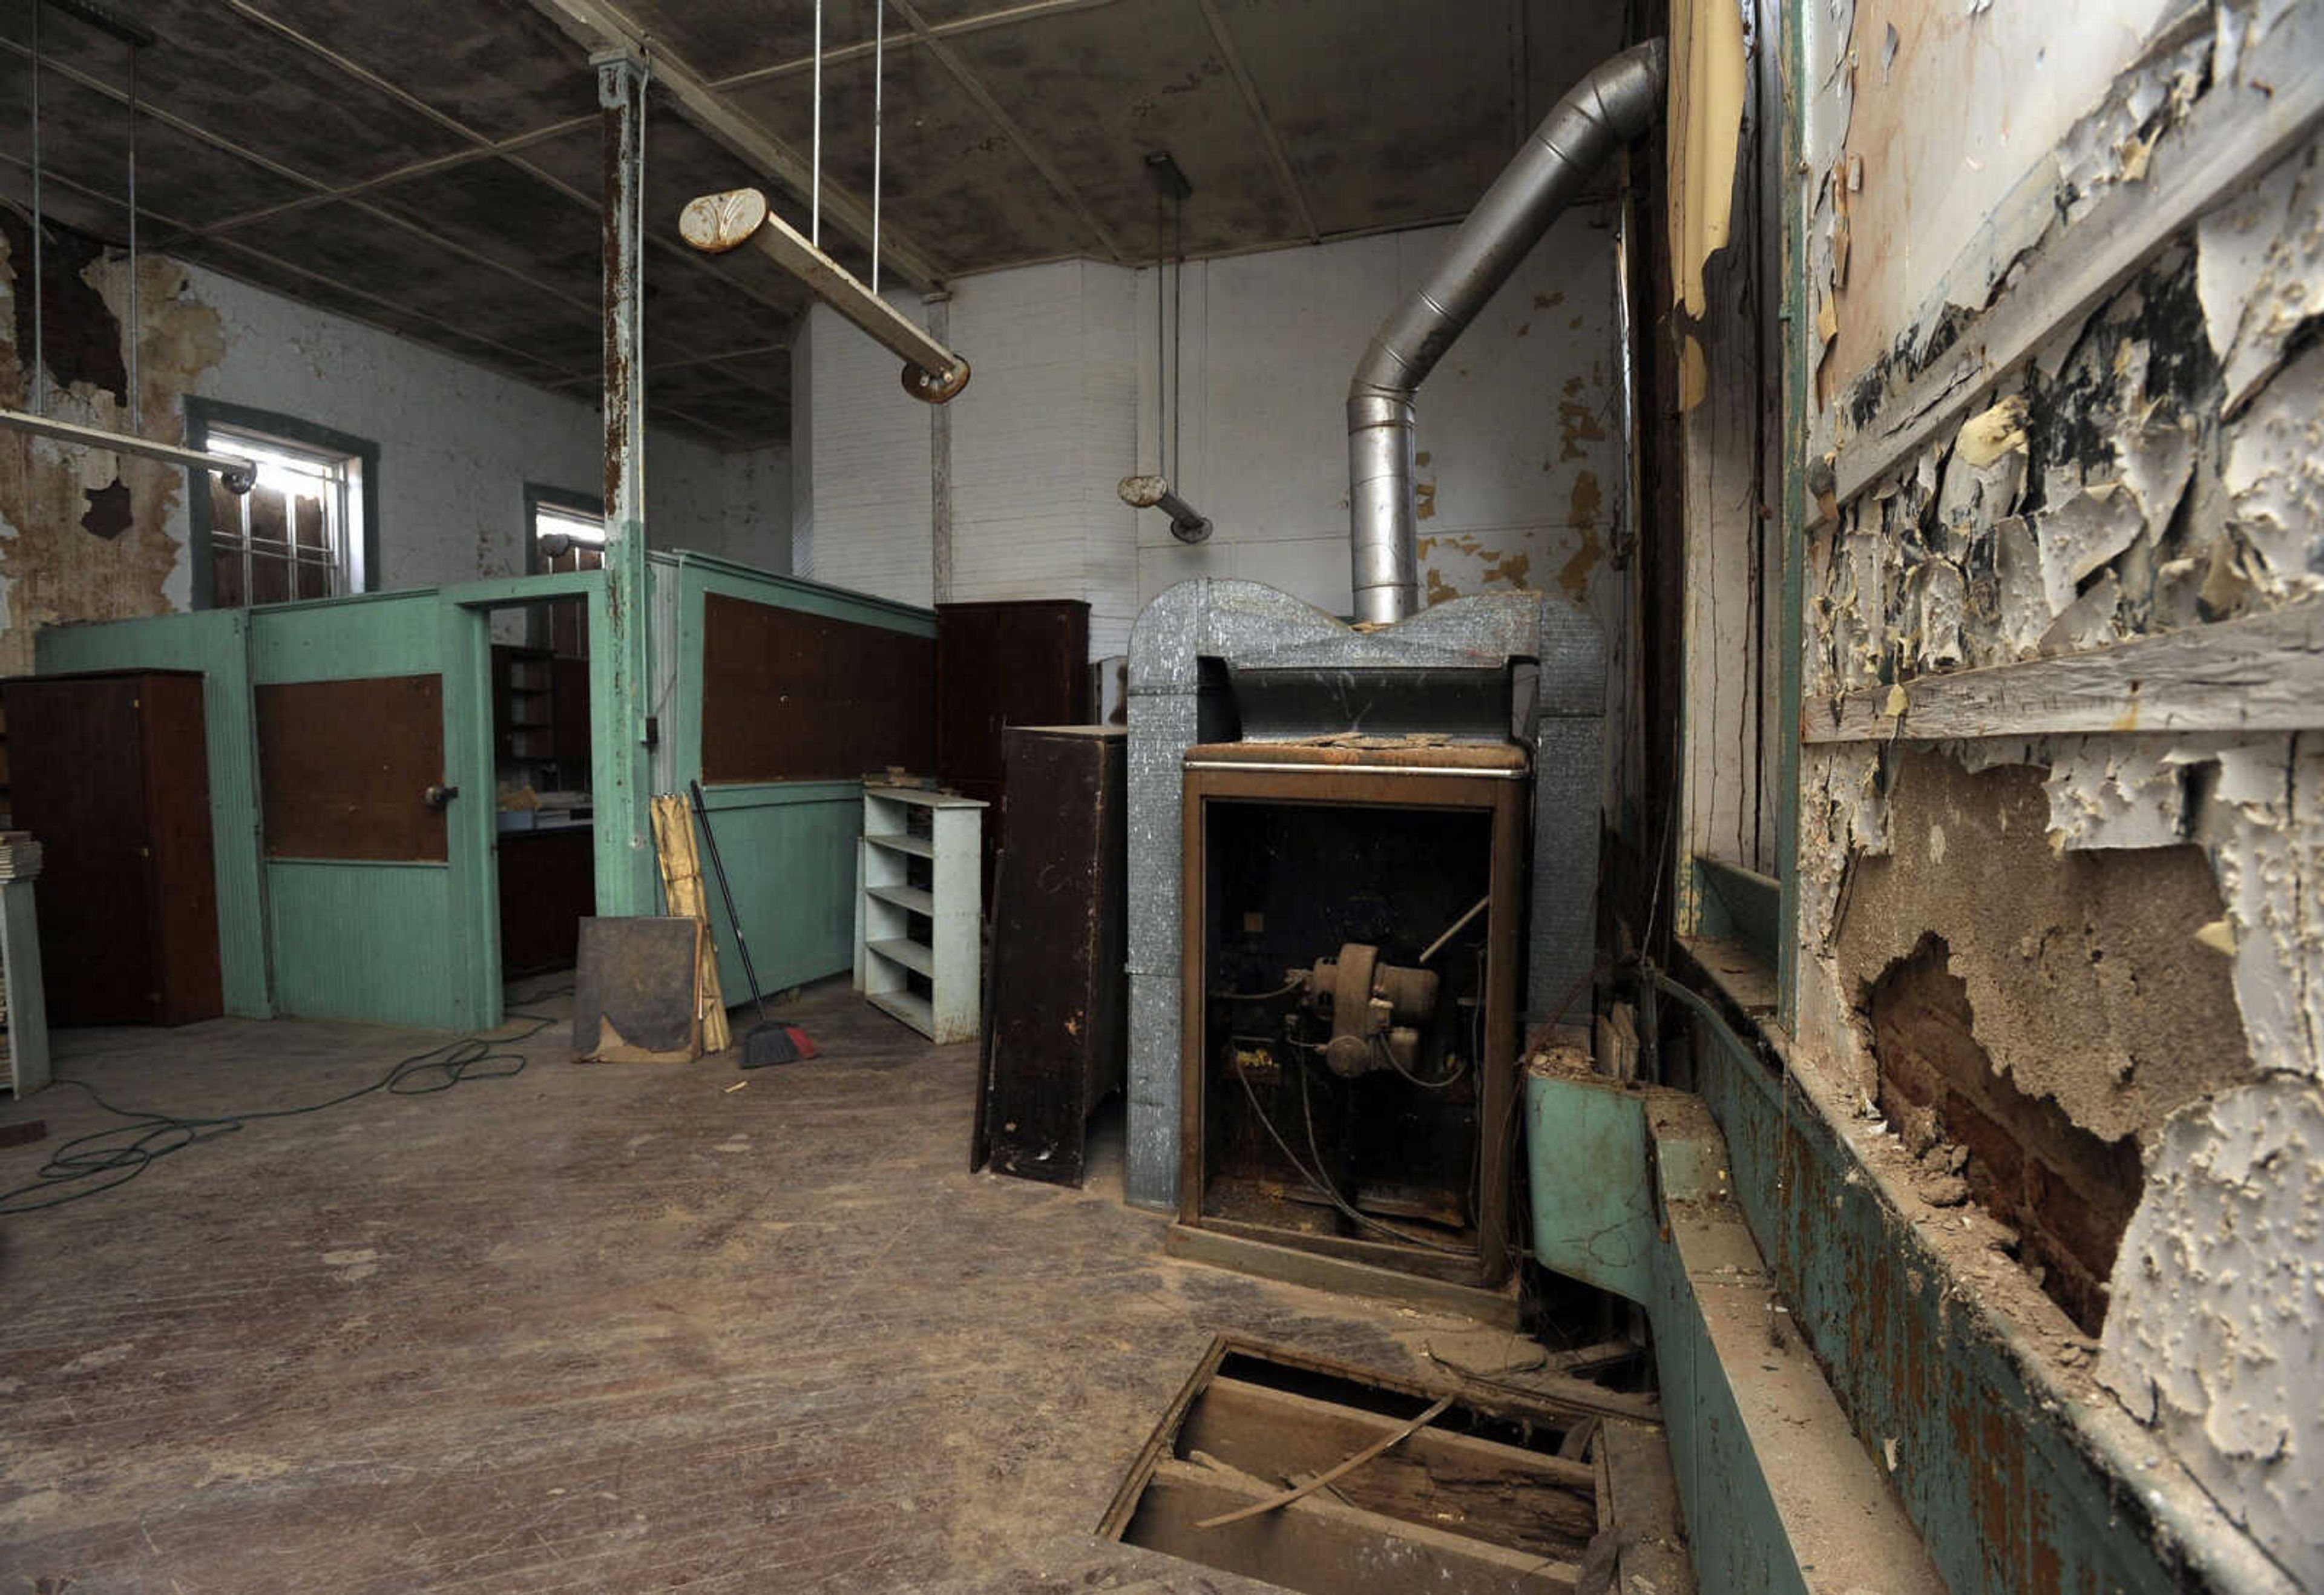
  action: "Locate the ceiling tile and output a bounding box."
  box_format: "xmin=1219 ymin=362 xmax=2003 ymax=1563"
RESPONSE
xmin=234 ymin=0 xmax=600 ymax=143
xmin=726 ymin=44 xmax=1094 ymax=272
xmin=1215 ymin=0 xmax=1523 ymax=237
xmin=0 ymin=0 xmax=475 ymax=190
xmin=945 ymin=0 xmax=1298 ymax=258
xmin=619 ymin=0 xmax=884 ymax=84
xmin=361 ymin=158 xmax=604 ymax=309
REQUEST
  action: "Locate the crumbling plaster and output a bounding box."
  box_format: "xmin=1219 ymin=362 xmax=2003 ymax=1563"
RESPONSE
xmin=0 ymin=223 xmax=788 ymax=676
xmin=1787 ymin=0 xmax=2323 ymax=1579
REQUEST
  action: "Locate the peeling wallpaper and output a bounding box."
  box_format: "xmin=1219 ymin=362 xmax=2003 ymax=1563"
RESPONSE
xmin=1781 ymin=0 xmax=2323 ymax=1579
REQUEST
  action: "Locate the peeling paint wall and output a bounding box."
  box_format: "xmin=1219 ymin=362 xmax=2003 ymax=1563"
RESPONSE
xmin=1778 ymin=0 xmax=2324 ymax=1580
xmin=0 ymin=221 xmax=788 ymax=676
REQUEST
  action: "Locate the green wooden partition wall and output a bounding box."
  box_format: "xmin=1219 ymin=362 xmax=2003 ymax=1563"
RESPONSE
xmin=30 ymin=554 xmax=935 ymax=1036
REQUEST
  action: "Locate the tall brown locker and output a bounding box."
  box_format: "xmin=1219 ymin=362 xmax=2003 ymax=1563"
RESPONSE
xmin=934 ymin=600 xmax=1090 ymax=900
xmin=977 ymin=725 xmax=1126 ymax=1186
xmin=3 ymin=671 xmax=222 ymax=1027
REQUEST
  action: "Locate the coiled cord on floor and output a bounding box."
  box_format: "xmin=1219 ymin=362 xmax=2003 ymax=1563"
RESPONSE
xmin=0 ymin=1012 xmax=558 ymax=1216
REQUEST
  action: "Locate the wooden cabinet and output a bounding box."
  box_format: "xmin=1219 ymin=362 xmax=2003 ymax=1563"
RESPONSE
xmin=551 ymin=655 xmax=591 ymax=767
xmin=936 ymin=600 xmax=1090 ymax=901
xmin=498 ymin=826 xmax=596 ymax=978
xmin=2 ymin=671 xmax=222 ymax=1027
xmin=979 ymin=726 xmax=1126 ymax=1186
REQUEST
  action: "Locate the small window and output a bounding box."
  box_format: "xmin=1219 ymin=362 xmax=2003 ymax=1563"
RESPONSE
xmin=206 ymin=428 xmax=364 ymax=607
xmin=528 ymin=491 xmax=603 ymax=657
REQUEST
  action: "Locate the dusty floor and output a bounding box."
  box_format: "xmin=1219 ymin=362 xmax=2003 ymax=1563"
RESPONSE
xmin=0 ymin=979 xmax=1516 ymax=1593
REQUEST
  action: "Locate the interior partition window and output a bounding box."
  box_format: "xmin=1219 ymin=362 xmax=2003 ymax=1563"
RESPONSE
xmin=527 ymin=485 xmax=605 ymax=658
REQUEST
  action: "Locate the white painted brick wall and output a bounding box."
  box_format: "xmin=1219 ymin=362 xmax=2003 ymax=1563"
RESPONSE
xmin=790 ymin=219 xmax=1620 ymax=657
xmin=185 ymin=263 xmax=783 ymax=601
xmin=793 ymin=295 xmax=933 ymax=605
xmin=792 ymin=264 xmax=1139 ymax=643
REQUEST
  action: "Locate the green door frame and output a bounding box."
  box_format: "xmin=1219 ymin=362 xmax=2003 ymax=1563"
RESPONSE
xmin=440 ymin=569 xmax=608 ymax=1032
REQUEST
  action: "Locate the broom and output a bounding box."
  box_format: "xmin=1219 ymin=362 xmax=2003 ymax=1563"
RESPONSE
xmin=689 ymin=779 xmax=818 ymax=1068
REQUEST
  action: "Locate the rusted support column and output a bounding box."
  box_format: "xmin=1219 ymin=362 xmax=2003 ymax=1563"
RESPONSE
xmin=592 ymin=51 xmax=656 ymax=917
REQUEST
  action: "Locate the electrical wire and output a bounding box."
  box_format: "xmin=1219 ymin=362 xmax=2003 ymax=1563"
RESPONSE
xmin=1224 ymin=1045 xmax=1466 ymax=1256
xmin=0 ymin=1011 xmax=558 ymax=1216
xmin=1373 ymin=1030 xmax=1468 ymax=1091
xmin=1210 ymin=977 xmax=1302 ymax=1002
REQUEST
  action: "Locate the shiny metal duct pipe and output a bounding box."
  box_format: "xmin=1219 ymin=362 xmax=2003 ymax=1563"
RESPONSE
xmin=1347 ymin=39 xmax=1667 ymax=625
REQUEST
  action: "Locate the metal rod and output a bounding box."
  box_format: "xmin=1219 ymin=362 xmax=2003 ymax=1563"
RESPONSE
xmin=0 ymin=406 xmax=255 ymax=488
xmin=870 ymin=0 xmax=883 ymax=294
xmin=125 ymin=39 xmax=137 ymax=429
xmin=1419 ymin=895 xmax=1491 ymax=965
xmin=810 ymin=0 xmax=822 ymax=247
xmin=30 ymin=0 xmax=45 ymax=417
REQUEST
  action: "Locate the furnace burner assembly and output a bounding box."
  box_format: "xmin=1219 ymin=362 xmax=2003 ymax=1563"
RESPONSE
xmin=1178 ymin=742 xmax=1529 ymax=1285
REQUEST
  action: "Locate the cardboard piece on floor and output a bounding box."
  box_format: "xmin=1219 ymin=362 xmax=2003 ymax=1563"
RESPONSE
xmin=574 ymin=916 xmax=704 ymax=1063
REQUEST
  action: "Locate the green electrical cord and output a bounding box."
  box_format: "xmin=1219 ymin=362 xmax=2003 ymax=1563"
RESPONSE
xmin=0 ymin=1011 xmax=559 ymax=1216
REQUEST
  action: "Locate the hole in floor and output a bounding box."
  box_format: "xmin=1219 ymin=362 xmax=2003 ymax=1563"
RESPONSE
xmin=1100 ymin=1337 xmax=1690 ymax=1594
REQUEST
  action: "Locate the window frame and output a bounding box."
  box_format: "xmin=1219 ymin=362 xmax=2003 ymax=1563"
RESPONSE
xmin=522 ymin=482 xmax=605 ymax=575
xmin=186 ymin=398 xmax=380 ymax=610
xmin=524 ymin=483 xmax=605 ymax=657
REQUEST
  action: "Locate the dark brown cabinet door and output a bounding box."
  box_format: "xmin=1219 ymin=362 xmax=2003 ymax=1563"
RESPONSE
xmin=936 ymin=600 xmax=1091 ymax=899
xmin=979 ymin=726 xmax=1126 ymax=1186
xmin=4 ymin=671 xmax=220 ymax=1026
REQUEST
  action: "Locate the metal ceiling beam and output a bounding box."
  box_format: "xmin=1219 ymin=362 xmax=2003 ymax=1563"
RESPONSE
xmin=886 ymin=0 xmax=1125 ymax=263
xmin=527 ymin=0 xmax=947 ymax=290
xmin=1192 ymin=0 xmax=1318 ymax=244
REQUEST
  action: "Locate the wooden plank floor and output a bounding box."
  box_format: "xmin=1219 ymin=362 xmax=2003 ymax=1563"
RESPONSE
xmin=0 ymin=980 xmax=1484 ymax=1593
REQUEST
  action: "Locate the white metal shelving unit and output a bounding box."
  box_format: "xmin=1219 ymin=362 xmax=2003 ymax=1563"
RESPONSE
xmin=853 ymin=784 xmax=986 ymax=1043
xmin=1 ymin=878 xmax=50 ymax=1096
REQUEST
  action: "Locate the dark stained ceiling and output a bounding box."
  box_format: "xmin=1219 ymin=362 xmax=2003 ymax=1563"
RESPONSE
xmin=0 ymin=0 xmax=1627 ymax=450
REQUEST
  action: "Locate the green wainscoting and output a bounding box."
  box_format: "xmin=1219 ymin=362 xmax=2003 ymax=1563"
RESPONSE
xmin=263 ymin=859 xmax=458 ymax=1028
xmin=27 ymin=555 xmax=936 ymax=1034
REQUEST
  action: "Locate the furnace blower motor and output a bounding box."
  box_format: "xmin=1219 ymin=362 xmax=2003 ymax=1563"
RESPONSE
xmin=1292 ymin=943 xmax=1441 ymax=1078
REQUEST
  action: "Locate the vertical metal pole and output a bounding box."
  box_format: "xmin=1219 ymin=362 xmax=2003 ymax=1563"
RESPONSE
xmin=871 ymin=0 xmax=884 ymax=294
xmin=810 ymin=0 xmax=824 ymax=248
xmin=29 ymin=0 xmax=45 ymax=418
xmin=927 ymin=291 xmax=953 ymax=605
xmin=125 ymin=41 xmax=139 ymax=430
xmin=594 ymin=51 xmax=655 ymax=918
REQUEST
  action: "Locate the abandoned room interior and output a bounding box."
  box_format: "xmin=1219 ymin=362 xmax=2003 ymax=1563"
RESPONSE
xmin=0 ymin=0 xmax=2316 ymax=1588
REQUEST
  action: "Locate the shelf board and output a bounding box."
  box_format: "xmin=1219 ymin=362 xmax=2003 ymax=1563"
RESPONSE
xmin=867 ymin=936 xmax=934 ymax=976
xmin=867 ymin=883 xmax=935 ymax=915
xmin=868 ymin=988 xmax=935 ymax=1036
xmin=864 ymin=831 xmax=936 ymax=858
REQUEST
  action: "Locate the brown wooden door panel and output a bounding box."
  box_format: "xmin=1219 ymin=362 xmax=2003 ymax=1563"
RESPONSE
xmin=5 ymin=676 xmax=156 ymax=1023
xmin=256 ymin=675 xmax=448 ymax=861
xmin=700 ymin=594 xmax=934 ymax=783
xmin=138 ymin=674 xmax=222 ymax=1024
